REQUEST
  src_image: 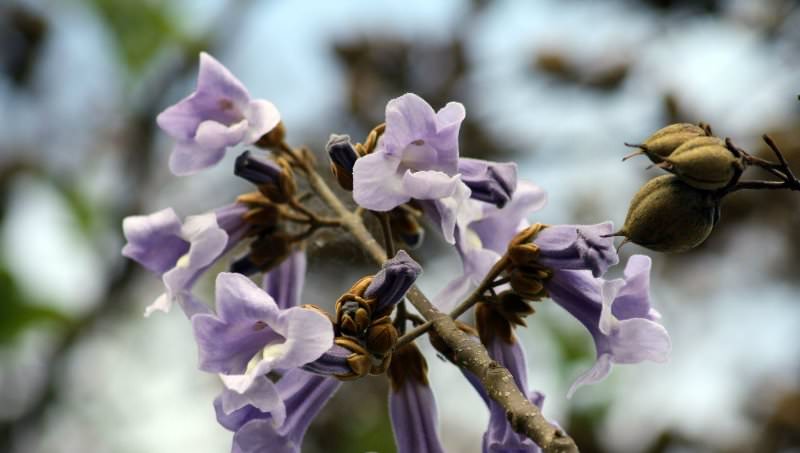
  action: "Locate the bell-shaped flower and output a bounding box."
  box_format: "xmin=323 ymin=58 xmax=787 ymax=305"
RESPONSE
xmin=458 ymin=158 xmax=518 ymax=209
xmin=544 ymin=255 xmax=671 ymax=397
xmin=353 ymin=93 xmax=469 ymax=243
xmin=157 ymin=52 xmax=281 ymax=175
xmin=435 ymin=181 xmax=547 ymax=311
xmin=192 ymin=272 xmax=334 ymax=420
xmin=215 ymin=368 xmax=341 ymax=453
xmin=388 ymin=343 xmax=445 ymax=453
xmin=533 ymin=222 xmax=618 ymax=278
xmin=122 ymin=204 xmax=248 ymax=316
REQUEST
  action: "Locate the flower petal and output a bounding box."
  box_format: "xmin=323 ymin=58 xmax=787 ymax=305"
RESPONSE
xmin=352 ymin=151 xmax=406 ymax=211
xmin=389 ymin=380 xmax=445 ymax=453
xmin=121 ymin=208 xmax=188 ymax=274
xmin=567 ymin=353 xmax=612 ymax=398
xmin=263 ymin=250 xmax=307 ymax=310
xmin=243 ymin=99 xmax=281 ymax=144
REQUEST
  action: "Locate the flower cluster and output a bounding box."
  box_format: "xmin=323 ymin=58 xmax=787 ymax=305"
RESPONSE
xmin=122 ymin=52 xmax=673 ymax=452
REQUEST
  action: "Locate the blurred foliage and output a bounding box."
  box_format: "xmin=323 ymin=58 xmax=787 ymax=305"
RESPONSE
xmin=87 ymin=0 xmax=180 ymax=72
xmin=0 ymin=266 xmax=68 ymax=345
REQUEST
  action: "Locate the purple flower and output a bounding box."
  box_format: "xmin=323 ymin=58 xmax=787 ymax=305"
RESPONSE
xmin=545 ymin=255 xmax=671 ymax=397
xmin=458 ymin=158 xmax=518 ymax=208
xmin=533 ymin=222 xmax=618 ymax=278
xmin=364 ymin=250 xmax=422 ymax=314
xmin=352 ymin=93 xmax=468 ymax=243
xmin=156 ymin=52 xmax=281 ymax=175
xmin=434 ymin=181 xmax=547 ymax=311
xmin=215 ymin=368 xmax=341 ymax=453
xmin=192 ymin=272 xmax=333 ymax=418
xmin=481 ymin=336 xmax=545 ymax=453
xmin=262 ymin=250 xmax=306 ymax=310
xmin=122 ymin=204 xmax=248 ymax=316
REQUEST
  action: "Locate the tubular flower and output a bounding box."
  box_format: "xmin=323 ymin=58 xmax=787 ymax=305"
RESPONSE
xmin=545 ymin=255 xmax=671 ymax=397
xmin=156 ymin=52 xmax=281 ymax=175
xmin=121 ymin=203 xmax=248 ymax=317
xmin=215 ymin=368 xmax=342 ymax=453
xmin=434 ymin=181 xmax=546 ymax=311
xmin=352 ymin=93 xmax=469 ymax=243
xmin=388 ymin=343 xmax=445 ymax=453
xmin=192 ymin=272 xmax=334 ymax=423
xmin=457 ymin=158 xmax=518 ymax=209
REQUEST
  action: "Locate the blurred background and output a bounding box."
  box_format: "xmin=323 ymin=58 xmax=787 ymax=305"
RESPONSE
xmin=1 ymin=0 xmax=799 ymax=452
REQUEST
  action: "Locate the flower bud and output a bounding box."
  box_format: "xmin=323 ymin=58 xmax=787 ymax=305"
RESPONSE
xmin=458 ymin=158 xmax=518 ymax=208
xmin=617 ymin=174 xmax=719 ymax=252
xmin=330 ymin=337 xmax=371 ymax=380
xmin=475 ymin=302 xmax=513 ymax=345
xmin=625 ymin=123 xmax=707 ymax=163
xmin=235 ymin=151 xmax=296 ymax=203
xmin=335 ymin=295 xmax=372 ymax=338
xmin=508 ymin=266 xmax=549 ymax=301
xmin=663 ymin=136 xmax=743 ymax=190
xmin=364 ymin=250 xmax=422 ymax=316
xmin=327 ymin=134 xmax=358 ymax=191
xmin=365 ymin=315 xmax=398 ymax=357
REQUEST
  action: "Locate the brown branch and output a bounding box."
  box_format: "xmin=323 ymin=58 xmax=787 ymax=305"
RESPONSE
xmin=299 ymin=151 xmax=578 ymax=453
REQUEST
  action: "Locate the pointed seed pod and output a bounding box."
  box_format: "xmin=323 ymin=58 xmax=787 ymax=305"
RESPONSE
xmin=625 ymin=123 xmax=707 ymax=163
xmin=664 ymin=136 xmax=744 ymax=190
xmin=617 ymin=174 xmax=719 ymax=252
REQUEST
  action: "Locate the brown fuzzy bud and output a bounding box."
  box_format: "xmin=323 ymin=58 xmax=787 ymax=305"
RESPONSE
xmin=242 ymin=205 xmax=279 ymax=229
xmin=476 ymin=302 xmax=514 ymax=345
xmin=496 ymin=291 xmax=536 ymax=327
xmin=334 ymin=337 xmax=371 ymax=380
xmin=663 ymin=136 xmax=744 ymax=190
xmin=618 ymin=174 xmax=719 ymax=252
xmin=365 ymin=316 xmax=398 ymax=357
xmin=369 ymin=353 xmax=392 ymax=375
xmin=387 ymin=343 xmax=428 ymax=390
xmin=509 ymin=267 xmax=548 ymax=301
xmin=248 ymin=232 xmax=292 ymax=271
xmin=389 ymin=208 xmax=425 ymax=249
xmin=335 ymin=295 xmax=372 ymax=338
xmin=507 ymin=243 xmax=540 ymax=267
xmin=626 ymin=123 xmax=707 ymax=163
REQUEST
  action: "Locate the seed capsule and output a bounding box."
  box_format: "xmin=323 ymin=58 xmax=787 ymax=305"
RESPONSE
xmin=625 ymin=123 xmax=707 ymax=163
xmin=618 ymin=175 xmax=719 ymax=252
xmin=664 ymin=136 xmax=743 ymax=190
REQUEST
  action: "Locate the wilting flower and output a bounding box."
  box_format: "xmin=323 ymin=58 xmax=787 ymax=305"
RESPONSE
xmin=121 ymin=204 xmax=248 ymax=316
xmin=215 ymin=368 xmax=341 ymax=453
xmin=157 ymin=52 xmax=281 ymax=175
xmin=352 ymin=93 xmax=468 ymax=243
xmin=388 ymin=343 xmax=445 ymax=453
xmin=192 ymin=272 xmax=333 ymax=420
xmin=435 ymin=181 xmax=546 ymax=311
xmin=545 ymin=255 xmax=671 ymax=397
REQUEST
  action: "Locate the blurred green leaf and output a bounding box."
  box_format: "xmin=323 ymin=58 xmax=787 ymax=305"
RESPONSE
xmin=0 ymin=265 xmax=70 ymax=344
xmin=88 ymin=0 xmax=180 ymax=71
xmin=60 ymin=185 xmax=95 ymax=235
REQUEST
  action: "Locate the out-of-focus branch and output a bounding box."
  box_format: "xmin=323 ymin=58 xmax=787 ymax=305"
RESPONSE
xmin=295 ymin=149 xmax=579 ymax=453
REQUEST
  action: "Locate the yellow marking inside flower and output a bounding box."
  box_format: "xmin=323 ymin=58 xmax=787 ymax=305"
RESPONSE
xmin=176 ymin=253 xmax=191 ymax=268
xmin=261 ymin=342 xmax=288 ymax=361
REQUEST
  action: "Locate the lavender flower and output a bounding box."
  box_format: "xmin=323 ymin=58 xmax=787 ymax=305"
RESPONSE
xmin=156 ymin=52 xmax=281 ymax=175
xmin=352 ymin=93 xmax=468 ymax=243
xmin=215 ymin=368 xmax=341 ymax=453
xmin=262 ymin=250 xmax=306 ymax=310
xmin=458 ymin=158 xmax=518 ymax=208
xmin=545 ymin=255 xmax=671 ymax=397
xmin=364 ymin=250 xmax=422 ymax=314
xmin=121 ymin=204 xmax=248 ymax=316
xmin=533 ymin=222 xmax=619 ymax=278
xmin=435 ymin=181 xmax=547 ymax=311
xmin=192 ymin=272 xmax=334 ymax=419
xmin=388 ymin=344 xmax=445 ymax=453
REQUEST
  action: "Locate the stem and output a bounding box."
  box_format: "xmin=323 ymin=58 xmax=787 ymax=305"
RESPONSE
xmin=300 ymin=153 xmax=577 ymax=453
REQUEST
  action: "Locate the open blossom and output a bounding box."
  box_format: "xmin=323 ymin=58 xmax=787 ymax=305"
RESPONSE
xmin=435 ymin=181 xmax=547 ymax=311
xmin=121 ymin=204 xmax=248 ymax=316
xmin=192 ymin=272 xmax=333 ymax=423
xmin=352 ymin=93 xmax=469 ymax=243
xmin=545 ymin=255 xmax=671 ymax=397
xmin=215 ymin=368 xmax=341 ymax=453
xmin=157 ymin=52 xmax=281 ymax=175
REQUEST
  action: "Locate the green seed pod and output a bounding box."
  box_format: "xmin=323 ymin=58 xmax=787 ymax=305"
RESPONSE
xmin=664 ymin=136 xmax=743 ymax=190
xmin=625 ymin=123 xmax=707 ymax=163
xmin=618 ymin=175 xmax=719 ymax=253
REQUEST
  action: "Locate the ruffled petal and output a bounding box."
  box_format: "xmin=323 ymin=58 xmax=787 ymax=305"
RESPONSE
xmin=352 ymin=151 xmax=406 ymax=211
xmin=168 ymin=140 xmax=228 ymax=176
xmin=121 ymin=208 xmax=188 ymax=274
